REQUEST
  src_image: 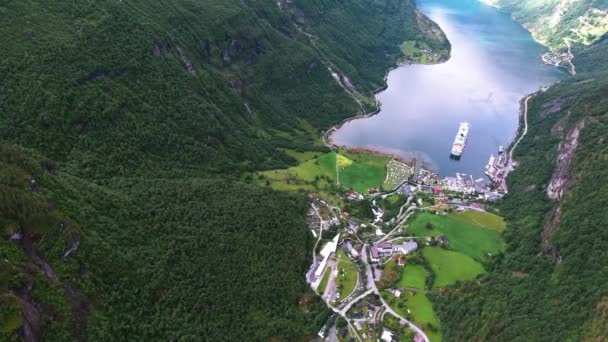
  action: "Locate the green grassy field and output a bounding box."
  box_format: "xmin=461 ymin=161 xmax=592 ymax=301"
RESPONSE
xmin=398 ymin=264 xmax=427 ymax=290
xmin=317 ymin=267 xmax=332 ymax=295
xmin=257 ymin=151 xmax=337 ymax=194
xmin=451 ymin=211 xmax=506 ymax=232
xmin=408 ymin=291 xmax=442 ymax=342
xmin=409 ymin=212 xmax=505 ymax=260
xmin=335 ymin=249 xmax=358 ymax=301
xmin=423 ymin=247 xmax=485 ymax=288
xmin=338 ymin=150 xmax=388 ymax=193
xmin=259 ymin=149 xmax=390 ymax=195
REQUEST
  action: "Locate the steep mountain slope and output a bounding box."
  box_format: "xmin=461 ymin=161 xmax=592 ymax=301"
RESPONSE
xmin=433 ymin=4 xmax=608 ymax=341
xmin=0 ymin=0 xmax=448 ymax=178
xmin=0 ymin=0 xmax=449 ymax=340
xmin=485 ymin=0 xmax=607 ymax=49
xmin=0 ymin=145 xmax=326 ymax=341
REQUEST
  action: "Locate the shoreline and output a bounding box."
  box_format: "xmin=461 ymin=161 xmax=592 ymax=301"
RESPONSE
xmin=336 ymin=146 xmax=416 ymax=166
xmin=322 ymin=1 xmax=571 ymax=184
xmin=321 ymin=53 xmax=450 ymax=154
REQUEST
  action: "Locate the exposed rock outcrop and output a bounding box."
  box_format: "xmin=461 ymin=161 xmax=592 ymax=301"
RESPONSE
xmin=547 ymin=120 xmax=585 ymax=200
xmin=176 ymin=47 xmax=195 ymax=75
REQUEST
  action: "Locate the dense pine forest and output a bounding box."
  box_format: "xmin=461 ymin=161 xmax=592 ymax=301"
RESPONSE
xmin=0 ymin=0 xmax=448 ymax=340
xmin=433 ymin=4 xmax=608 ymax=340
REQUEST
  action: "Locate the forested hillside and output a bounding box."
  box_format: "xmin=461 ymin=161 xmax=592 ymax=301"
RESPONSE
xmin=486 ymin=0 xmax=607 ymax=49
xmin=0 ymin=0 xmax=448 ymax=340
xmin=433 ymin=5 xmax=608 ymax=340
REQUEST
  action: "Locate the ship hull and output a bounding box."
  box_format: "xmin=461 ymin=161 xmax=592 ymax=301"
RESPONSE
xmin=450 ymin=122 xmax=470 ymax=158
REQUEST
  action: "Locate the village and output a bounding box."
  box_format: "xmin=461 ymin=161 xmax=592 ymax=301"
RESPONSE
xmin=306 ymin=163 xmax=505 ymax=342
xmin=254 ymin=147 xmax=508 ymax=342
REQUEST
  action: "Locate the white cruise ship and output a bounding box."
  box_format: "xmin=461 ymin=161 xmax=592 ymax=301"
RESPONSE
xmin=451 ymin=122 xmax=471 ymax=158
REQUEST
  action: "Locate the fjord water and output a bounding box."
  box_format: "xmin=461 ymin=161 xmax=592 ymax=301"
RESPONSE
xmin=331 ymin=0 xmax=565 ymax=177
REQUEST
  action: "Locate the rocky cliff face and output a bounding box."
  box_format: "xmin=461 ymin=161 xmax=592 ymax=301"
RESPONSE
xmin=546 ymin=120 xmax=585 ymax=200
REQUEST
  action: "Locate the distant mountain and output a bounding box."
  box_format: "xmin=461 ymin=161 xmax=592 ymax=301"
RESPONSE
xmin=433 ymin=1 xmax=608 ymax=341
xmin=0 ymin=0 xmax=448 ymax=340
xmin=486 ymin=0 xmax=607 ymax=50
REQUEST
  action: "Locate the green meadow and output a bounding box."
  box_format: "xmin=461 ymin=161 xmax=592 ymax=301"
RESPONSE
xmin=409 ymin=212 xmax=505 ymax=260
xmin=338 ymin=150 xmax=389 ymax=193
xmin=384 ymin=264 xmax=442 ymax=342
xmin=398 ymin=264 xmax=427 ymax=290
xmin=408 ymin=291 xmax=442 ymax=342
xmin=258 ymin=149 xmax=390 ymax=195
xmin=451 ymin=211 xmax=506 ymax=232
xmin=256 ymin=151 xmax=337 ymax=194
xmin=423 ymin=247 xmax=485 ymax=288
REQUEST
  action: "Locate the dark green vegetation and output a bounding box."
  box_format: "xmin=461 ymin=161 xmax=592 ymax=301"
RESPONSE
xmin=0 ymin=145 xmax=328 ymax=340
xmin=433 ymin=11 xmax=608 ymax=340
xmin=0 ymin=0 xmax=449 ymax=340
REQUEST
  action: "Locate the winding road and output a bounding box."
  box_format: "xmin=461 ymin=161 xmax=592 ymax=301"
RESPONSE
xmin=310 ymin=199 xmax=430 ymax=342
xmin=509 ymin=95 xmax=531 ymax=162
xmin=361 ymin=245 xmax=430 ymax=342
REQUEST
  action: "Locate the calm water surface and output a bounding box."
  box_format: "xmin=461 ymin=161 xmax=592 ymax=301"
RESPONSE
xmin=331 ymin=0 xmax=566 ymax=177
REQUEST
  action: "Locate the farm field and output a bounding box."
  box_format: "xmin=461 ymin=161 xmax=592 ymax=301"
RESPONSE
xmin=408 ymin=291 xmax=442 ymax=342
xmin=256 ymin=151 xmax=337 ymax=194
xmin=338 ymin=150 xmax=389 ymax=193
xmin=422 ymin=247 xmax=485 ymax=288
xmin=409 ymin=212 xmax=505 ymax=260
xmin=398 ymin=264 xmax=426 ymax=290
xmin=451 ymin=211 xmax=506 ymax=232
xmin=257 ymin=149 xmax=391 ymax=195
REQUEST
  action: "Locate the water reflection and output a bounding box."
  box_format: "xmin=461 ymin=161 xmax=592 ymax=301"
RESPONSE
xmin=331 ymin=0 xmax=565 ymax=177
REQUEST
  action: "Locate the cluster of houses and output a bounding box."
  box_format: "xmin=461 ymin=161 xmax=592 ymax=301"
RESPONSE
xmin=368 ymin=187 xmax=382 ymax=195
xmin=370 ymin=241 xmax=418 ymax=263
xmin=344 ymin=189 xmax=365 ymax=201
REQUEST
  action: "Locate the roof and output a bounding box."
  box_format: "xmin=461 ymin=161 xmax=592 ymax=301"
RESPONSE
xmin=381 ymin=330 xmax=394 ymax=342
xmin=395 ymin=241 xmax=418 ymax=253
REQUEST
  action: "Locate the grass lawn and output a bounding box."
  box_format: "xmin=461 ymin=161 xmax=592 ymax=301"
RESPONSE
xmin=257 ymin=151 xmax=337 ymax=194
xmin=338 ymin=150 xmax=388 ymax=193
xmin=335 ymin=249 xmax=358 ymax=301
xmin=408 ymin=212 xmax=505 ymax=260
xmin=398 ymin=264 xmax=426 ymax=290
xmin=317 ymin=267 xmax=332 ymax=294
xmin=337 ymin=154 xmax=353 ymax=168
xmin=451 ymin=211 xmax=506 ymax=232
xmin=423 ymin=247 xmax=484 ymax=288
xmin=408 ymin=291 xmax=442 ymax=342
